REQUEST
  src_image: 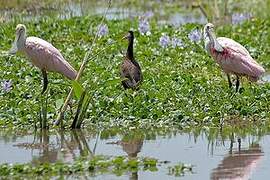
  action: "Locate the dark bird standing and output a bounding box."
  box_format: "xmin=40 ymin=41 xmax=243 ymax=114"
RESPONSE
xmin=120 ymin=31 xmax=143 ymax=90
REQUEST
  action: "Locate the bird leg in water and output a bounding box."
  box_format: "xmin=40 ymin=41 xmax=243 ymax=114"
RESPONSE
xmin=41 ymin=70 xmax=48 ymax=94
xmin=227 ymin=74 xmax=232 ymax=88
xmin=235 ymin=76 xmax=240 ymax=92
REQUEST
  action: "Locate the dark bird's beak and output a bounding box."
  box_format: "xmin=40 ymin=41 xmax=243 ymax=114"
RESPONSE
xmin=122 ymin=34 xmax=128 ymax=40
xmin=122 ymin=32 xmax=131 ymax=40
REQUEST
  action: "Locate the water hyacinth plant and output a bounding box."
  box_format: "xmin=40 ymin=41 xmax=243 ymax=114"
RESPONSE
xmin=138 ymin=11 xmax=153 ymax=35
xmin=231 ymin=13 xmax=252 ymax=25
xmin=1 ymin=80 xmax=12 ymax=93
xmin=143 ymin=11 xmax=154 ymax=19
xmin=0 ymin=13 xmax=269 ymax=130
xmin=188 ymin=28 xmax=202 ymax=43
xmin=159 ymin=34 xmax=170 ymax=48
xmin=171 ymin=37 xmax=184 ymax=48
xmin=97 ymin=24 xmax=109 ymax=37
xmin=138 ymin=18 xmax=151 ymax=35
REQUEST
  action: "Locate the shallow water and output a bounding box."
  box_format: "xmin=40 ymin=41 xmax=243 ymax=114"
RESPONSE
xmin=0 ymin=0 xmax=205 ymax=23
xmin=262 ymin=73 xmax=270 ymax=83
xmin=1 ymin=129 xmax=270 ymax=179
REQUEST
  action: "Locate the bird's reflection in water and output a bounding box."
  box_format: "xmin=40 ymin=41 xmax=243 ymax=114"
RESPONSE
xmin=107 ymin=131 xmax=144 ymax=180
xmin=15 ymin=129 xmax=97 ymax=164
xmin=211 ymin=134 xmax=263 ymax=180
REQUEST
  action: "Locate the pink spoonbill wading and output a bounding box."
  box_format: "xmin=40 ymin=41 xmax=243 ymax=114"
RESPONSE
xmin=203 ymin=23 xmax=265 ymax=92
xmin=9 ymin=24 xmax=77 ymax=94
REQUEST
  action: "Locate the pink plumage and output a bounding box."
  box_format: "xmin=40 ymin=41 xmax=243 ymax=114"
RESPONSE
xmin=10 ymin=24 xmax=77 ymax=93
xmin=23 ymin=37 xmax=77 ymax=80
xmin=209 ymin=37 xmax=265 ymax=81
xmin=204 ymin=23 xmax=265 ymax=91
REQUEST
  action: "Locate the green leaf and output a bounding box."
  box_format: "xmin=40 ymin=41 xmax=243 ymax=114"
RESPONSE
xmin=55 ymin=99 xmax=64 ymax=109
xmin=71 ymin=80 xmax=85 ymax=99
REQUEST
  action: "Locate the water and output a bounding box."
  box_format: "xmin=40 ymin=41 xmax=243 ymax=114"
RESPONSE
xmin=0 ymin=0 xmax=225 ymax=25
xmin=1 ymin=129 xmax=270 ymax=179
xmin=262 ymin=73 xmax=270 ymax=83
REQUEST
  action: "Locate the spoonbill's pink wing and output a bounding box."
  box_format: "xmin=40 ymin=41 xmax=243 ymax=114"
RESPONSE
xmin=24 ymin=37 xmax=77 ymax=80
xmin=213 ymin=37 xmax=265 ymax=81
xmin=217 ymin=37 xmax=250 ymax=55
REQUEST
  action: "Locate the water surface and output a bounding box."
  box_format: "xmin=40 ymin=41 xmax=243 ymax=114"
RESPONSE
xmin=1 ymin=129 xmax=270 ymax=179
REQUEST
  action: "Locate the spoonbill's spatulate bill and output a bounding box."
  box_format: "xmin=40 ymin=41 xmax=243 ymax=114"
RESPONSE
xmin=120 ymin=31 xmax=143 ymax=90
xmin=9 ymin=24 xmax=77 ymax=94
xmin=203 ymin=23 xmax=265 ymax=92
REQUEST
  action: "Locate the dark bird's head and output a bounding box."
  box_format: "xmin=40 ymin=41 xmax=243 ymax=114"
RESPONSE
xmin=122 ymin=31 xmax=134 ymax=42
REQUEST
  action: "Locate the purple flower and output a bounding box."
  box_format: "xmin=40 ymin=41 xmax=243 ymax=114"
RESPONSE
xmin=159 ymin=34 xmax=170 ymax=48
xmin=138 ymin=19 xmax=150 ymax=35
xmin=97 ymin=24 xmax=109 ymax=37
xmin=232 ymin=13 xmax=251 ymax=25
xmin=171 ymin=37 xmax=184 ymax=48
xmin=2 ymin=80 xmax=12 ymax=92
xmin=188 ymin=29 xmax=202 ymax=43
xmin=143 ymin=11 xmax=154 ymax=19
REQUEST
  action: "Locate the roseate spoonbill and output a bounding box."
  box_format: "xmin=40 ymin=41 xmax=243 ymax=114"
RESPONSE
xmin=9 ymin=24 xmax=77 ymax=94
xmin=120 ymin=31 xmax=143 ymax=90
xmin=203 ymin=23 xmax=265 ymax=92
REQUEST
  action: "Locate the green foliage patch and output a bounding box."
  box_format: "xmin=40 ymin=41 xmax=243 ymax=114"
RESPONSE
xmin=0 ymin=16 xmax=269 ymax=129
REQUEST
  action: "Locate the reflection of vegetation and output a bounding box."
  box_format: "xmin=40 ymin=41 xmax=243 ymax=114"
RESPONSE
xmin=1 ymin=127 xmax=269 ymax=178
xmin=12 ymin=129 xmax=96 ymax=164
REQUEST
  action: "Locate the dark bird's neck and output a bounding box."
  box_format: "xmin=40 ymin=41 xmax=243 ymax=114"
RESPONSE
xmin=126 ymin=38 xmax=134 ymax=60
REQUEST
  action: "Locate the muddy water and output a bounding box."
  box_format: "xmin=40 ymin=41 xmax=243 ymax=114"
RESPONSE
xmin=1 ymin=129 xmax=270 ymax=179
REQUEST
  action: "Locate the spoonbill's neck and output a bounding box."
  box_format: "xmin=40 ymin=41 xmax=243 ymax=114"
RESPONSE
xmin=203 ymin=30 xmax=210 ymax=51
xmin=17 ymin=32 xmax=26 ymax=50
xmin=207 ymin=30 xmax=223 ymax=52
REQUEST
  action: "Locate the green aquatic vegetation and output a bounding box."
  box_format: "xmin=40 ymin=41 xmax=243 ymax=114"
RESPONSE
xmin=168 ymin=163 xmax=193 ymax=177
xmin=0 ymin=155 xmax=185 ymax=178
xmin=0 ymin=16 xmax=269 ymax=129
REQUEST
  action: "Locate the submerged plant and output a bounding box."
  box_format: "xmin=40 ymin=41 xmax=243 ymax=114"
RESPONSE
xmin=0 ymin=155 xmax=188 ymax=178
xmin=168 ymin=163 xmax=193 ymax=177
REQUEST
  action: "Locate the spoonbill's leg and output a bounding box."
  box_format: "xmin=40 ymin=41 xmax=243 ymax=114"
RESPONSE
xmin=235 ymin=76 xmax=240 ymax=92
xmin=227 ymin=74 xmax=232 ymax=88
xmin=41 ymin=69 xmax=48 ymax=94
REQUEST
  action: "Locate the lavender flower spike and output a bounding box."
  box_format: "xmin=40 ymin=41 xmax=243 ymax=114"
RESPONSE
xmin=232 ymin=13 xmax=251 ymax=25
xmin=97 ymin=24 xmax=109 ymax=37
xmin=2 ymin=80 xmax=12 ymax=92
xmin=159 ymin=34 xmax=170 ymax=48
xmin=171 ymin=37 xmax=184 ymax=48
xmin=138 ymin=18 xmax=150 ymax=35
xmin=188 ymin=29 xmax=202 ymax=43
